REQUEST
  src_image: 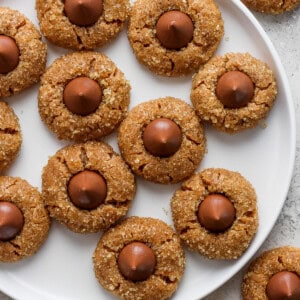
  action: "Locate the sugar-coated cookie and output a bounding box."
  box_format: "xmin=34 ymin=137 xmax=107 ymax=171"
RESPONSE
xmin=171 ymin=168 xmax=258 ymax=259
xmin=93 ymin=217 xmax=185 ymax=299
xmin=0 ymin=7 xmax=46 ymax=98
xmin=0 ymin=176 xmax=50 ymax=262
xmin=36 ymin=0 xmax=130 ymax=50
xmin=190 ymin=53 xmax=277 ymax=133
xmin=118 ymin=97 xmax=206 ymax=184
xmin=128 ymin=0 xmax=224 ymax=76
xmin=242 ymin=0 xmax=300 ymax=14
xmin=38 ymin=51 xmax=130 ymax=142
xmin=42 ymin=141 xmax=136 ymax=233
xmin=242 ymin=246 xmax=300 ymax=299
xmin=0 ymin=101 xmax=21 ymax=173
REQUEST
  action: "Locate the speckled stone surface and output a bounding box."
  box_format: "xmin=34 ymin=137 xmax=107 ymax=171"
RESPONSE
xmin=0 ymin=5 xmax=299 ymax=300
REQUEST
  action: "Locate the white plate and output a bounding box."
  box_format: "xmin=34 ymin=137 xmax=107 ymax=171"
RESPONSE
xmin=0 ymin=0 xmax=296 ymax=299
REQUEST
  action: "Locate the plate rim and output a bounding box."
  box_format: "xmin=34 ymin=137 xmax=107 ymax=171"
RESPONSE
xmin=0 ymin=0 xmax=296 ymax=299
xmin=195 ymin=0 xmax=296 ymax=298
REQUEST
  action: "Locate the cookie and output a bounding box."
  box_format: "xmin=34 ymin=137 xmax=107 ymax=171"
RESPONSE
xmin=242 ymin=0 xmax=300 ymax=14
xmin=190 ymin=52 xmax=277 ymax=133
xmin=0 ymin=7 xmax=47 ymax=98
xmin=42 ymin=141 xmax=136 ymax=233
xmin=242 ymin=246 xmax=300 ymax=299
xmin=93 ymin=216 xmax=185 ymax=300
xmin=0 ymin=176 xmax=50 ymax=262
xmin=171 ymin=168 xmax=258 ymax=259
xmin=36 ymin=0 xmax=130 ymax=50
xmin=38 ymin=51 xmax=130 ymax=142
xmin=0 ymin=101 xmax=22 ymax=173
xmin=127 ymin=0 xmax=224 ymax=76
xmin=118 ymin=97 xmax=206 ymax=184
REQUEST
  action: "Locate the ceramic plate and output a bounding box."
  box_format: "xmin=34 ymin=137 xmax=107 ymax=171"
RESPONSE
xmin=0 ymin=0 xmax=296 ymax=299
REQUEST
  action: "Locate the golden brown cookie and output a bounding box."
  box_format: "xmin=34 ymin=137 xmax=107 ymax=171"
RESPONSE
xmin=38 ymin=51 xmax=130 ymax=142
xmin=93 ymin=216 xmax=185 ymax=300
xmin=0 ymin=176 xmax=50 ymax=262
xmin=42 ymin=141 xmax=136 ymax=233
xmin=0 ymin=7 xmax=47 ymax=98
xmin=0 ymin=101 xmax=22 ymax=173
xmin=190 ymin=52 xmax=277 ymax=133
xmin=36 ymin=0 xmax=130 ymax=50
xmin=128 ymin=0 xmax=224 ymax=77
xmin=242 ymin=246 xmax=300 ymax=299
xmin=118 ymin=97 xmax=206 ymax=184
xmin=171 ymin=168 xmax=258 ymax=259
xmin=242 ymin=0 xmax=300 ymax=14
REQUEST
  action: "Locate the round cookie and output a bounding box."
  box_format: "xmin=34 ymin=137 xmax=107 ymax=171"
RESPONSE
xmin=93 ymin=216 xmax=185 ymax=300
xmin=190 ymin=52 xmax=277 ymax=133
xmin=118 ymin=97 xmax=206 ymax=184
xmin=0 ymin=176 xmax=50 ymax=262
xmin=171 ymin=168 xmax=258 ymax=259
xmin=242 ymin=246 xmax=300 ymax=299
xmin=36 ymin=0 xmax=130 ymax=50
xmin=242 ymin=0 xmax=300 ymax=14
xmin=38 ymin=51 xmax=130 ymax=142
xmin=0 ymin=7 xmax=47 ymax=98
xmin=128 ymin=0 xmax=224 ymax=77
xmin=0 ymin=101 xmax=22 ymax=173
xmin=42 ymin=141 xmax=136 ymax=233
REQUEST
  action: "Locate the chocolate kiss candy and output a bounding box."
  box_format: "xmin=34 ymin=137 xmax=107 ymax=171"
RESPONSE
xmin=198 ymin=194 xmax=236 ymax=232
xmin=142 ymin=118 xmax=182 ymax=157
xmin=156 ymin=10 xmax=194 ymax=50
xmin=0 ymin=35 xmax=19 ymax=74
xmin=63 ymin=77 xmax=102 ymax=116
xmin=64 ymin=0 xmax=103 ymax=27
xmin=118 ymin=242 xmax=156 ymax=281
xmin=266 ymin=271 xmax=300 ymax=300
xmin=67 ymin=170 xmax=107 ymax=210
xmin=0 ymin=201 xmax=24 ymax=241
xmin=216 ymin=71 xmax=254 ymax=108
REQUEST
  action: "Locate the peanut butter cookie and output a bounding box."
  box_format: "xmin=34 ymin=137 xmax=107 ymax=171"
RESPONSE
xmin=0 ymin=7 xmax=46 ymax=98
xmin=171 ymin=168 xmax=258 ymax=259
xmin=118 ymin=97 xmax=206 ymax=184
xmin=93 ymin=216 xmax=185 ymax=300
xmin=36 ymin=0 xmax=130 ymax=50
xmin=38 ymin=51 xmax=130 ymax=142
xmin=190 ymin=52 xmax=277 ymax=133
xmin=128 ymin=0 xmax=224 ymax=76
xmin=0 ymin=101 xmax=22 ymax=173
xmin=0 ymin=176 xmax=50 ymax=262
xmin=242 ymin=246 xmax=300 ymax=299
xmin=242 ymin=0 xmax=300 ymax=14
xmin=42 ymin=141 xmax=136 ymax=233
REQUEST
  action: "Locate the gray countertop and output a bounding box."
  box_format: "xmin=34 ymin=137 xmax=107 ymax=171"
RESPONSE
xmin=1 ymin=5 xmax=300 ymax=300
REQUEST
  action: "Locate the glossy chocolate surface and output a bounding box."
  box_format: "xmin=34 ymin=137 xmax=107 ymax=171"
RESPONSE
xmin=143 ymin=118 xmax=182 ymax=157
xmin=156 ymin=10 xmax=194 ymax=50
xmin=67 ymin=170 xmax=107 ymax=210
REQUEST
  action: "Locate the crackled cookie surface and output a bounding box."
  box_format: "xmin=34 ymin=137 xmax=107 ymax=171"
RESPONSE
xmin=118 ymin=97 xmax=206 ymax=184
xmin=190 ymin=52 xmax=277 ymax=133
xmin=93 ymin=217 xmax=185 ymax=300
xmin=42 ymin=141 xmax=136 ymax=233
xmin=38 ymin=51 xmax=130 ymax=142
xmin=171 ymin=168 xmax=258 ymax=259
xmin=0 ymin=101 xmax=22 ymax=173
xmin=128 ymin=0 xmax=223 ymax=76
xmin=242 ymin=246 xmax=300 ymax=300
xmin=242 ymin=0 xmax=300 ymax=14
xmin=0 ymin=176 xmax=50 ymax=262
xmin=0 ymin=7 xmax=46 ymax=98
xmin=36 ymin=0 xmax=130 ymax=50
